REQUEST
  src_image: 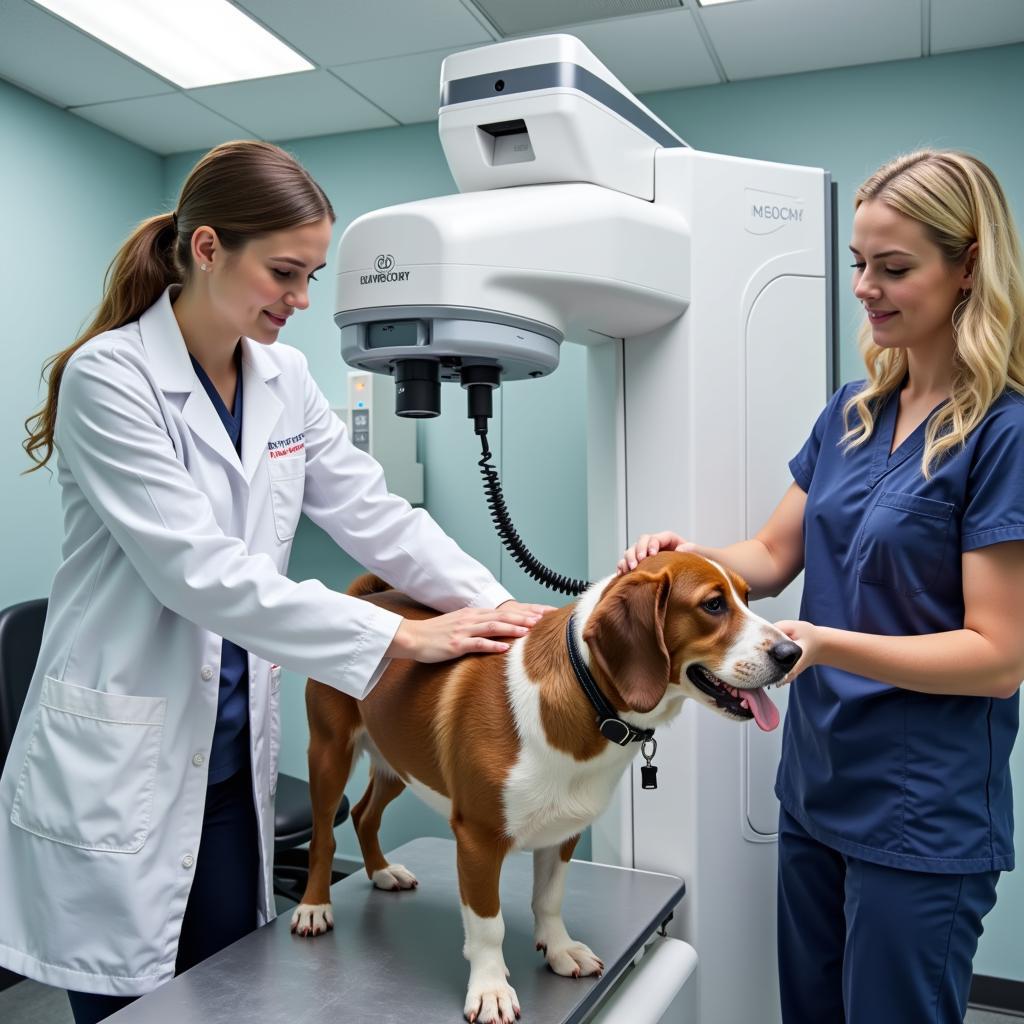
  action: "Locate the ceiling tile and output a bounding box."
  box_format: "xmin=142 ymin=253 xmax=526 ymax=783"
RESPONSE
xmin=0 ymin=0 xmax=171 ymax=107
xmin=700 ymin=0 xmax=921 ymax=81
xmin=233 ymin=0 xmax=494 ymax=67
xmin=334 ymin=9 xmax=719 ymax=126
xmin=331 ymin=48 xmax=452 ymax=124
xmin=931 ymin=0 xmax=1024 ymax=54
xmin=471 ymin=0 xmax=678 ymax=36
xmin=553 ymin=9 xmax=720 ymax=93
xmin=72 ymin=93 xmax=254 ymax=155
xmin=189 ymin=69 xmax=396 ymax=142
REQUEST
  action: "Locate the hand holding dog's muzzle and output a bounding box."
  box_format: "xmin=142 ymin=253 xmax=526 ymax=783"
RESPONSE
xmin=773 ymin=619 xmax=815 ymax=683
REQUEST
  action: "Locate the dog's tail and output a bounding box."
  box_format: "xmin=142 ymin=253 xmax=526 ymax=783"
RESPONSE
xmin=347 ymin=573 xmax=393 ymax=598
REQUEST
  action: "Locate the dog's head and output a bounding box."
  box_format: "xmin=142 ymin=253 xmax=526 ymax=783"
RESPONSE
xmin=581 ymin=551 xmax=798 ymax=731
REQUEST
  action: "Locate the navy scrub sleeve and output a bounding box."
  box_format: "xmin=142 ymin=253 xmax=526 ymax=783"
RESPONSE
xmin=776 ymin=381 xmax=1023 ymax=873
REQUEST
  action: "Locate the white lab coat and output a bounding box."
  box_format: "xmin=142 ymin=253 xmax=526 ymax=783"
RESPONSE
xmin=0 ymin=286 xmax=512 ymax=995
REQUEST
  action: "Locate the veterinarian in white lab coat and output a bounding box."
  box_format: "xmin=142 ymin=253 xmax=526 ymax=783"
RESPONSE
xmin=0 ymin=140 xmax=549 ymax=1024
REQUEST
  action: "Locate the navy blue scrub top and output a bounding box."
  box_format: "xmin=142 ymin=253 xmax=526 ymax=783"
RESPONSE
xmin=776 ymin=381 xmax=1023 ymax=873
xmin=190 ymin=352 xmax=250 ymax=784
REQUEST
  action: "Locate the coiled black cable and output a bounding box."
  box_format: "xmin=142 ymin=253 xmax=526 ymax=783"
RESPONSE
xmin=477 ymin=431 xmax=590 ymax=596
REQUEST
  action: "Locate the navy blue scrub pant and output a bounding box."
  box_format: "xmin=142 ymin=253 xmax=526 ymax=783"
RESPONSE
xmin=778 ymin=806 xmax=1000 ymax=1024
xmin=66 ymin=765 xmax=260 ymax=1024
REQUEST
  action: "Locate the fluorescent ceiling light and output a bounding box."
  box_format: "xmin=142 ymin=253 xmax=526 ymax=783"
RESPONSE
xmin=33 ymin=0 xmax=313 ymax=89
xmin=696 ymin=0 xmax=745 ymax=6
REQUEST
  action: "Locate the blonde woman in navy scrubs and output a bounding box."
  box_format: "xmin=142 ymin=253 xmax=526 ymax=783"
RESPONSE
xmin=620 ymin=149 xmax=1024 ymax=1023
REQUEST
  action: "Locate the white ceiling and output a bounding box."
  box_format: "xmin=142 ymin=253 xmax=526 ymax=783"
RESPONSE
xmin=1 ymin=0 xmax=1022 ymax=156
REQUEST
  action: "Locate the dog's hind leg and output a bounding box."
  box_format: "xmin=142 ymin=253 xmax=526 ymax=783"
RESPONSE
xmin=351 ymin=765 xmax=418 ymax=891
xmin=532 ymin=837 xmax=603 ymax=978
xmin=291 ymin=680 xmax=360 ymax=938
xmin=452 ymin=819 xmax=518 ymax=1024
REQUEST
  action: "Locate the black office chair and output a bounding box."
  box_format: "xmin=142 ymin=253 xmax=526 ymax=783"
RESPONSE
xmin=0 ymin=600 xmax=47 ymax=994
xmin=0 ymin=600 xmax=46 ymax=778
xmin=272 ymin=774 xmax=349 ymax=903
xmin=0 ymin=599 xmax=348 ymax=908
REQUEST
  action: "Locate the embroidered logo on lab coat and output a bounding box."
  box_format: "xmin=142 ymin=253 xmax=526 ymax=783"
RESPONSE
xmin=268 ymin=433 xmax=305 ymax=458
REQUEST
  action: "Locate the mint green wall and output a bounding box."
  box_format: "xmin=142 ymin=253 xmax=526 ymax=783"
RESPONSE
xmin=8 ymin=37 xmax=1023 ymax=982
xmin=1 ymin=78 xmax=164 ymax=612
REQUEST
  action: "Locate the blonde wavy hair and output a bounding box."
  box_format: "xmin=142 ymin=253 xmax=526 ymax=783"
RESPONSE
xmin=842 ymin=150 xmax=1024 ymax=478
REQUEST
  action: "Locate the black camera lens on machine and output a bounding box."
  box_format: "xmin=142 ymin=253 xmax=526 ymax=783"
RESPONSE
xmin=394 ymin=359 xmax=440 ymax=418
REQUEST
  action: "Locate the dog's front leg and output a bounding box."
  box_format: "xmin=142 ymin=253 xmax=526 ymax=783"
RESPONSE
xmin=532 ymin=838 xmax=604 ymax=978
xmin=453 ymin=820 xmax=518 ymax=1024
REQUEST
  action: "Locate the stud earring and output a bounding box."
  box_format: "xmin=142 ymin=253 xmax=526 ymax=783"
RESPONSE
xmin=200 ymin=263 xmax=208 ymax=272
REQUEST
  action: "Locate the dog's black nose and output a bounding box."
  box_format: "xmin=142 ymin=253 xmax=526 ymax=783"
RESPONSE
xmin=769 ymin=640 xmax=801 ymax=672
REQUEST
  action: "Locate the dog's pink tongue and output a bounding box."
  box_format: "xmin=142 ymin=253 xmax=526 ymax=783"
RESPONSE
xmin=745 ymin=687 xmax=780 ymax=732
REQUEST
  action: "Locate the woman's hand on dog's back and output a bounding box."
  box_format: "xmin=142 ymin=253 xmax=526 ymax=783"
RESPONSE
xmin=386 ymin=601 xmax=555 ymax=662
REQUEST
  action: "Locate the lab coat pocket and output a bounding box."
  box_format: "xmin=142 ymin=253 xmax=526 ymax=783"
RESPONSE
xmin=10 ymin=678 xmax=165 ymax=853
xmin=268 ymin=665 xmax=282 ymax=797
xmin=857 ymin=491 xmax=956 ymax=594
xmin=268 ymin=454 xmax=305 ymax=542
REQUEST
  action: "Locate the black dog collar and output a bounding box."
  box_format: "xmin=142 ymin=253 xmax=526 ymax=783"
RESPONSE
xmin=564 ymin=613 xmax=657 ymax=745
xmin=565 ymin=615 xmax=659 ymax=789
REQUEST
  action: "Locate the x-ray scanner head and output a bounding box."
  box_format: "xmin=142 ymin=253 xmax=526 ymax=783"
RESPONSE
xmin=335 ymin=182 xmax=689 ymax=416
xmin=437 ymin=33 xmax=686 ymax=201
xmin=334 ymin=35 xmax=690 ymax=417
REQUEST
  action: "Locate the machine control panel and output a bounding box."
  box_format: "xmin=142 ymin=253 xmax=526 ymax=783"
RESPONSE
xmin=336 ymin=371 xmax=424 ymax=504
xmin=351 ymin=407 xmax=370 ymax=452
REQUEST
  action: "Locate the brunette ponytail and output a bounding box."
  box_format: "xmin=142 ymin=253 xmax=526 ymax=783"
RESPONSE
xmin=24 ymin=140 xmax=333 ymax=471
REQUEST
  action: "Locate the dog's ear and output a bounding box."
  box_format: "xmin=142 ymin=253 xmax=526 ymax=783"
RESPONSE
xmin=583 ymin=570 xmax=672 ymax=714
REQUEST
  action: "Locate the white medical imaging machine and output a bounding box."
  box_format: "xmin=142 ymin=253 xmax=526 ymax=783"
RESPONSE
xmin=334 ymin=33 xmax=835 ymax=1024
xmin=331 ymin=33 xmax=838 ymax=1024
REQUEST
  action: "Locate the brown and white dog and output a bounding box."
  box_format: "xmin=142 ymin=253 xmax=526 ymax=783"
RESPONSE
xmin=291 ymin=551 xmax=798 ymax=1023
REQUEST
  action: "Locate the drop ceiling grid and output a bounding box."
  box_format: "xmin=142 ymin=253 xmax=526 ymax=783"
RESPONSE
xmin=1 ymin=0 xmax=1023 ymax=154
xmin=230 ymin=0 xmax=496 ymax=67
xmin=0 ymin=0 xmax=172 ymax=107
xmin=71 ymin=92 xmax=259 ymax=157
xmin=697 ymin=0 xmax=924 ymax=82
xmin=187 ymin=69 xmax=398 ymax=141
xmin=929 ymin=0 xmax=1024 ymax=54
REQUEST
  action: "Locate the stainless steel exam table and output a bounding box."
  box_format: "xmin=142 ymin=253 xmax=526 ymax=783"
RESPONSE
xmin=108 ymin=836 xmax=694 ymax=1024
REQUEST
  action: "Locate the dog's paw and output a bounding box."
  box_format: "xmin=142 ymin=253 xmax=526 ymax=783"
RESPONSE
xmin=290 ymin=903 xmax=333 ymax=937
xmin=372 ymin=862 xmax=418 ymax=891
xmin=543 ymin=940 xmax=604 ymax=978
xmin=464 ymin=973 xmax=520 ymax=1023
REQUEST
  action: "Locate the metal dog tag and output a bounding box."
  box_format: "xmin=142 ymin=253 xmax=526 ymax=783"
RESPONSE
xmin=640 ymin=737 xmax=658 ymax=790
